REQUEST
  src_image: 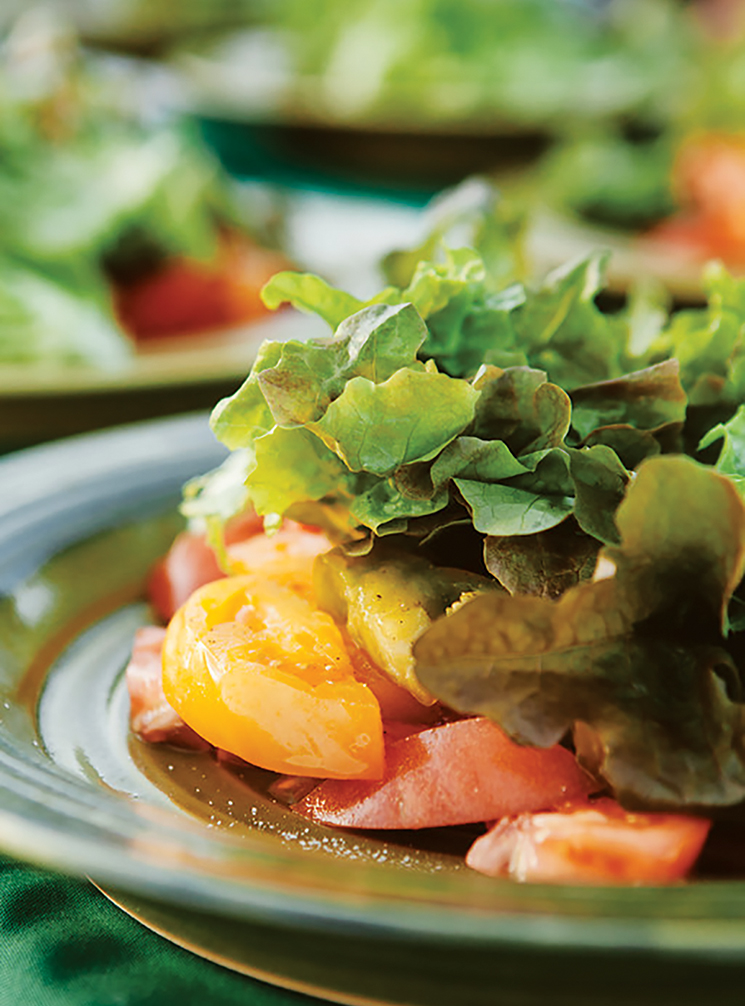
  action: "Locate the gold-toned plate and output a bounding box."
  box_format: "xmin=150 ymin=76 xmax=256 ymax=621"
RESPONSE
xmin=97 ymin=886 xmax=404 ymax=1006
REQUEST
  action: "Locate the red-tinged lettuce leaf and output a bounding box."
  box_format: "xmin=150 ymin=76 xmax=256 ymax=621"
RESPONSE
xmin=472 ymin=365 xmax=571 ymax=454
xmin=582 ymin=423 xmax=681 ymax=471
xmin=606 ymin=456 xmax=745 ymax=628
xmin=484 ymin=520 xmax=600 ymax=599
xmin=309 ymin=368 xmax=479 ymax=476
xmin=257 ymin=303 xmax=428 ymax=426
xmin=569 ymin=360 xmax=687 ymax=442
xmin=414 ymin=455 xmax=745 ymax=808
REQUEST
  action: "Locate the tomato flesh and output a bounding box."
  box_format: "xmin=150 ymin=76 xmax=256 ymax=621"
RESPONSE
xmin=148 ymin=531 xmax=225 ymax=622
xmin=125 ymin=625 xmax=208 ymax=749
xmin=227 ymin=522 xmax=331 ymax=600
xmin=646 ymin=132 xmax=745 ymax=265
xmin=114 ymin=234 xmax=290 ymax=340
xmin=148 ymin=517 xmax=319 ymax=621
xmin=295 ymin=717 xmax=595 ymax=829
xmin=465 ymin=798 xmax=711 ymax=885
xmin=162 ymin=575 xmax=384 ymax=779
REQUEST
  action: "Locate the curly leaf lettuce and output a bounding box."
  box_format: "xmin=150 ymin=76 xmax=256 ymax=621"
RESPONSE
xmin=414 ymin=455 xmax=745 ymax=808
xmin=310 ymin=368 xmax=479 ymax=476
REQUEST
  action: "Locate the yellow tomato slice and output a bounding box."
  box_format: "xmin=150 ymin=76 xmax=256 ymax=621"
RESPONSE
xmin=162 ymin=575 xmax=384 ymax=779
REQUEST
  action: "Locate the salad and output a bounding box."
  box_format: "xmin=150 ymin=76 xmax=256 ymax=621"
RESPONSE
xmin=176 ymin=0 xmax=692 ymax=131
xmin=0 ymin=15 xmax=288 ymax=369
xmin=124 ymin=188 xmax=745 ymax=885
xmin=532 ymin=6 xmax=745 ymax=280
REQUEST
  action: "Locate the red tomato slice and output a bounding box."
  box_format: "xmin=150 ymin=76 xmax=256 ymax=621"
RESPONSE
xmin=125 ymin=625 xmax=209 ymax=749
xmin=149 ymin=517 xmax=321 ymax=622
xmin=114 ymin=234 xmax=290 ymax=340
xmin=465 ymin=798 xmax=711 ymax=885
xmin=148 ymin=531 xmax=225 ymax=623
xmin=295 ymin=717 xmax=596 ymax=830
xmin=644 ymin=132 xmax=745 ymax=266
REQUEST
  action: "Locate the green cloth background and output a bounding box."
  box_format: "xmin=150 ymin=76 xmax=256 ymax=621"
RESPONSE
xmin=0 ymin=856 xmax=318 ymax=1006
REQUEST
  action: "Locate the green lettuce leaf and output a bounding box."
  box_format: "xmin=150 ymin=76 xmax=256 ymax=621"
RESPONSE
xmin=654 ymin=263 xmax=745 ymax=408
xmin=451 ymin=446 xmax=576 ymax=537
xmin=247 ymin=426 xmax=363 ymax=525
xmin=382 ymin=177 xmax=526 ymax=292
xmin=566 ymin=444 xmax=630 ymax=544
xmin=512 ymin=253 xmax=627 ymax=389
xmin=261 ymin=271 xmax=365 ymax=328
xmin=210 ymin=340 xmax=284 ymax=450
xmin=699 ymin=404 xmax=745 ymax=494
xmin=310 ymin=368 xmax=479 ymax=476
xmin=180 ymin=449 xmax=254 ymax=563
xmin=0 ymin=259 xmax=132 ymax=367
xmin=257 ymin=303 xmax=428 ymax=426
xmin=350 ymin=479 xmax=450 ymax=536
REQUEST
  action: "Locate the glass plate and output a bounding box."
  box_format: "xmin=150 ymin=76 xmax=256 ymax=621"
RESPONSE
xmin=1 ymin=414 xmax=745 ymax=1006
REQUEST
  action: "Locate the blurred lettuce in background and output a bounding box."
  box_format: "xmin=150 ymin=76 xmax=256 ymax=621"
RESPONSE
xmin=175 ymin=0 xmax=697 ymax=130
xmin=0 ymin=11 xmax=282 ymax=367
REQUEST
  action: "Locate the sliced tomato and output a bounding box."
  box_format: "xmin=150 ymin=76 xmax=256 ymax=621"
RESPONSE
xmin=465 ymin=798 xmax=711 ymax=885
xmin=645 ymin=132 xmax=745 ymax=265
xmin=114 ymin=233 xmax=291 ymax=340
xmin=295 ymin=717 xmax=596 ymax=830
xmin=125 ymin=625 xmax=209 ymax=749
xmin=162 ymin=575 xmax=384 ymax=779
xmin=148 ymin=531 xmax=225 ymax=623
xmin=343 ymin=640 xmax=443 ymax=726
xmin=226 ymin=521 xmax=332 ymax=600
xmin=150 ymin=519 xmax=329 ymax=622
xmin=223 ymin=509 xmax=265 ymax=545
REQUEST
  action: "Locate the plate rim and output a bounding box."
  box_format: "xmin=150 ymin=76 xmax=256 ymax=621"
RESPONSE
xmin=0 ymin=310 xmax=308 ymax=398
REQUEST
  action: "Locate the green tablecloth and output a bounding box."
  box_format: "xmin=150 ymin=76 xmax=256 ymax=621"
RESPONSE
xmin=0 ymin=856 xmax=316 ymax=1006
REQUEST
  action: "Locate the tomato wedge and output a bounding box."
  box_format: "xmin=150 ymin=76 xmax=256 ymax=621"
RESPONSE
xmin=227 ymin=522 xmax=331 ymax=600
xmin=162 ymin=575 xmax=384 ymax=779
xmin=125 ymin=626 xmax=208 ymax=749
xmin=114 ymin=234 xmax=291 ymax=340
xmin=295 ymin=717 xmax=595 ymax=829
xmin=148 ymin=531 xmax=225 ymax=623
xmin=148 ymin=518 xmax=324 ymax=621
xmin=465 ymin=798 xmax=711 ymax=885
xmin=645 ymin=132 xmax=745 ymax=265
